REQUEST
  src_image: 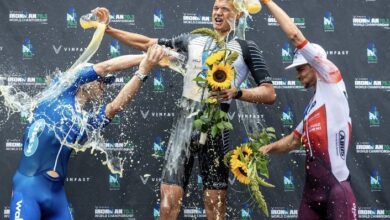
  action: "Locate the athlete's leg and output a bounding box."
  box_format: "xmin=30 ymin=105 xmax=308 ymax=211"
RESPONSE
xmin=327 ymin=181 xmax=357 ymax=220
xmin=160 ymin=184 xmax=184 ymax=220
xmin=44 ymin=185 xmax=73 ymax=220
xmin=10 ymin=191 xmax=41 ymax=220
xmin=203 ymin=189 xmax=226 ymax=220
xmin=297 ymin=195 xmax=322 ymax=220
xmin=199 ymin=130 xmax=229 ymax=220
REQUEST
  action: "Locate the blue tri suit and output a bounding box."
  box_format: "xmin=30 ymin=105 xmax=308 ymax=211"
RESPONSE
xmin=9 ymin=65 xmax=111 ymax=220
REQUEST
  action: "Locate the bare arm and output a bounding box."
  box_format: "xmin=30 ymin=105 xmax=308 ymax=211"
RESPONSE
xmin=105 ymin=45 xmax=164 ymax=119
xmin=262 ymin=0 xmax=306 ymax=47
xmin=209 ymin=83 xmax=276 ymax=104
xmin=93 ymin=54 xmax=145 ymax=77
xmin=259 ymin=132 xmax=301 ymax=154
xmin=95 ymin=7 xmax=157 ymax=51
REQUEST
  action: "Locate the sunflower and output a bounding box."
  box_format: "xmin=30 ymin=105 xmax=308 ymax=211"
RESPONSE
xmin=206 ymin=63 xmax=234 ymax=90
xmin=205 ymin=50 xmax=226 ymax=67
xmin=231 ymin=145 xmax=253 ymax=161
xmin=230 ymin=158 xmax=250 ymax=184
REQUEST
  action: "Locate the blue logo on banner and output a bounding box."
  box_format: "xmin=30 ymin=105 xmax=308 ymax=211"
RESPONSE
xmin=110 ymin=39 xmax=120 ymax=58
xmin=367 ymin=42 xmax=378 ymax=63
xmin=154 ymin=8 xmax=164 ymax=29
xmin=281 ymin=105 xmax=294 ymax=127
xmin=24 ymin=119 xmax=45 ymax=157
xmin=284 ymin=170 xmax=295 ymax=191
xmin=67 ymin=7 xmax=77 ymax=28
xmin=153 ymin=204 xmax=160 ymax=219
xmin=197 ymin=175 xmax=203 ymax=190
xmin=109 ymin=174 xmax=120 ymax=189
xmin=22 ymin=37 xmax=34 ymax=59
xmin=370 ymin=169 xmax=382 ymax=191
xmin=153 ymin=136 xmax=165 ymax=158
xmin=241 ymin=203 xmax=252 ymax=219
xmin=324 ymin=11 xmax=335 ymax=32
xmin=369 ymin=105 xmax=380 ymax=127
xmin=153 ymin=70 xmax=164 ymax=92
xmin=282 ymin=42 xmax=293 ymax=63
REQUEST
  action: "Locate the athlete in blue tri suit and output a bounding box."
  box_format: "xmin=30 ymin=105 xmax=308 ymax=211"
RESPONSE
xmin=9 ymin=45 xmax=165 ymax=220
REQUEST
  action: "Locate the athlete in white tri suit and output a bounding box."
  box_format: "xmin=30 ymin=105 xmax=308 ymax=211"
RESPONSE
xmin=259 ymin=0 xmax=357 ymax=219
xmin=94 ymin=0 xmax=277 ymax=219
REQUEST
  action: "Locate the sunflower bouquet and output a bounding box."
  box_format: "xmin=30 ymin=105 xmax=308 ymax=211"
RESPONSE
xmin=224 ymin=127 xmax=276 ymax=216
xmin=192 ymin=48 xmax=238 ymax=143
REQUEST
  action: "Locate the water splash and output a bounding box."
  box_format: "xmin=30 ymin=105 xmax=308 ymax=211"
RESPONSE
xmin=0 ymin=23 xmax=125 ymax=177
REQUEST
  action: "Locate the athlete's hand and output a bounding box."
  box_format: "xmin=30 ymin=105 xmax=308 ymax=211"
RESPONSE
xmin=209 ymin=87 xmax=238 ymax=102
xmin=139 ymin=44 xmax=165 ymax=75
xmin=259 ymin=144 xmax=272 ymax=155
xmin=93 ymin=7 xmax=110 ymax=24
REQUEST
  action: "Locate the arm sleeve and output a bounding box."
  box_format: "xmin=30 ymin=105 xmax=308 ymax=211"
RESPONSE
xmin=293 ymin=120 xmax=303 ymax=138
xmin=298 ymin=41 xmax=342 ymax=84
xmin=158 ymin=33 xmax=192 ymax=52
xmin=74 ymin=64 xmax=100 ymax=85
xmin=246 ymin=40 xmax=272 ymax=85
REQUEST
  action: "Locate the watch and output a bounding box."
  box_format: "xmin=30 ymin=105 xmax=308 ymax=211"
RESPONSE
xmin=233 ymin=89 xmax=243 ymax=99
xmin=134 ymin=70 xmax=148 ymax=82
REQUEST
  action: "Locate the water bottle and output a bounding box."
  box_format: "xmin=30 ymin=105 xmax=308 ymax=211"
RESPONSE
xmin=245 ymin=0 xmax=262 ymax=14
xmin=158 ymin=46 xmax=187 ymax=76
xmin=80 ymin=10 xmax=110 ymax=29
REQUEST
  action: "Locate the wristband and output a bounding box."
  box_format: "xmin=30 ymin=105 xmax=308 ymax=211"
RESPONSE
xmin=134 ymin=70 xmax=148 ymax=82
xmin=233 ymin=89 xmax=243 ymax=99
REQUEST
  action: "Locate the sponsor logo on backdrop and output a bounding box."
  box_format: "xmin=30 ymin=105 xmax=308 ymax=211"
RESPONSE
xmin=104 ymin=142 xmax=134 ymax=152
xmin=369 ymin=105 xmax=380 ymax=127
xmin=272 ymin=78 xmax=305 ymax=90
xmin=94 ymin=207 xmax=135 ymax=218
xmin=183 ymin=13 xmax=212 ymax=24
xmin=154 ymin=8 xmax=164 ymax=29
xmin=139 ymin=109 xmax=175 ymax=119
xmin=109 ymin=13 xmax=135 ymax=25
xmin=197 ymin=175 xmax=203 ymax=190
xmin=140 ymin=174 xmax=161 ymax=185
xmin=23 ymin=37 xmax=34 ymax=59
xmin=154 ymin=70 xmax=164 ymax=92
xmin=324 ymin=11 xmax=335 ymax=32
xmin=237 ymin=113 xmax=264 ymax=122
xmin=109 ymin=174 xmax=120 ymax=190
xmin=281 ymin=105 xmax=294 ymax=127
xmin=184 ymin=208 xmax=206 ymax=218
xmin=353 ymin=16 xmax=389 ymax=28
xmin=9 ymin=11 xmax=48 ymax=23
xmin=284 ymin=170 xmax=295 ymax=191
xmin=240 ymin=79 xmax=250 ymax=89
xmin=270 ymin=207 xmax=298 ymax=218
xmin=4 ymin=76 xmax=45 ymax=86
xmin=3 ymin=207 xmax=10 ymax=218
xmin=370 ymin=169 xmax=382 ymax=191
xmin=358 ymin=207 xmax=390 ymax=218
xmin=110 ymin=40 xmax=120 ymax=58
xmin=282 ymin=42 xmax=293 ymax=63
xmin=241 ymin=204 xmax=252 ymax=219
xmin=110 ymin=115 xmax=121 ymax=125
xmin=290 ymin=145 xmax=306 ymax=156
xmin=354 ymin=78 xmax=390 ymax=90
xmin=326 ymin=50 xmax=349 ymax=56
xmin=268 ymin=15 xmax=305 ymax=28
xmin=153 ymin=204 xmax=160 ymax=220
xmin=356 ymin=142 xmax=390 ymax=154
xmin=66 ymin=7 xmax=77 ymax=28
xmin=367 ymin=42 xmax=378 ymax=63
xmin=52 ymin=45 xmax=86 ymax=54
xmin=6 ymin=141 xmax=23 ymax=151
xmin=65 ymin=176 xmax=91 ymax=182
xmin=152 ymin=136 xmax=165 ymax=158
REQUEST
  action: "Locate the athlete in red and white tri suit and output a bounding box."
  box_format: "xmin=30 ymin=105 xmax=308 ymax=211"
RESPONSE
xmin=260 ymin=0 xmax=357 ymax=219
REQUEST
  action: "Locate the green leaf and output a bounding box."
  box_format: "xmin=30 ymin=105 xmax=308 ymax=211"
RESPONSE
xmin=224 ymin=121 xmax=233 ymax=130
xmin=217 ymin=122 xmax=224 ymax=130
xmin=193 ymin=119 xmax=204 ymax=129
xmin=193 ymin=76 xmax=206 ymax=82
xmin=211 ymin=125 xmax=218 ymax=137
xmin=223 ymin=151 xmax=233 ymax=167
xmin=225 ymin=51 xmax=239 ymax=65
xmin=266 ymin=127 xmax=275 ymax=133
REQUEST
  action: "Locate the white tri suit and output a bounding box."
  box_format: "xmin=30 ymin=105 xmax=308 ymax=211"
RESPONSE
xmin=293 ymin=41 xmax=357 ymax=220
xmin=158 ymin=34 xmax=272 ymax=190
